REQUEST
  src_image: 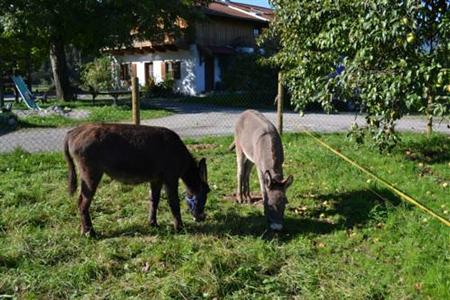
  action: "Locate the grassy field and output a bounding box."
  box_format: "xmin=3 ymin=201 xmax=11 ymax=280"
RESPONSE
xmin=13 ymin=98 xmax=172 ymax=129
xmin=0 ymin=133 xmax=449 ymax=299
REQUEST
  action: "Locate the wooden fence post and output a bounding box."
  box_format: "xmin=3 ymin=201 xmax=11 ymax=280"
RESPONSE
xmin=0 ymin=75 xmax=4 ymax=108
xmin=277 ymin=71 xmax=284 ymax=135
xmin=131 ymin=77 xmax=140 ymax=125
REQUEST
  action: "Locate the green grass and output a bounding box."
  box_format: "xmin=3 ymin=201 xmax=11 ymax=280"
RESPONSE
xmin=0 ymin=133 xmax=449 ymax=299
xmin=14 ymin=99 xmax=172 ymax=129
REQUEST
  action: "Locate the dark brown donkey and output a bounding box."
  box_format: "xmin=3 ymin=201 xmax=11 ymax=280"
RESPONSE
xmin=64 ymin=123 xmax=210 ymax=236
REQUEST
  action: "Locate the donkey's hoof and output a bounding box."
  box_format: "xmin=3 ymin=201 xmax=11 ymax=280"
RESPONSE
xmin=174 ymin=224 xmax=184 ymax=232
xmin=149 ymin=221 xmax=159 ymax=228
xmin=82 ymin=229 xmax=97 ymax=238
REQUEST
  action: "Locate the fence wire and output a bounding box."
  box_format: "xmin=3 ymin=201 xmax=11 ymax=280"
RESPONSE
xmin=0 ymin=92 xmax=449 ymax=154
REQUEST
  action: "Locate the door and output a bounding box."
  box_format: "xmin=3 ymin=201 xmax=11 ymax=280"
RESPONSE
xmin=144 ymin=62 xmax=153 ymax=86
xmin=204 ymin=56 xmax=214 ymax=92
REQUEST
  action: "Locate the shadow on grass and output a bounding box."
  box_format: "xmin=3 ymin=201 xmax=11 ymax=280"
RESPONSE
xmin=399 ymin=134 xmax=450 ymax=164
xmin=16 ymin=119 xmax=58 ymax=129
xmin=99 ymin=188 xmax=401 ymax=242
xmin=1 ymin=121 xmax=56 ymax=136
xmin=41 ymin=98 xmax=127 ymax=109
xmin=0 ymin=254 xmax=21 ymax=269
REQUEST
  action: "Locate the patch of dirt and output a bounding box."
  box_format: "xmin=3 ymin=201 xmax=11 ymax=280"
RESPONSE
xmin=188 ymin=143 xmax=217 ymax=151
xmin=416 ymin=163 xmax=448 ymax=186
xmin=224 ymin=192 xmax=264 ymax=206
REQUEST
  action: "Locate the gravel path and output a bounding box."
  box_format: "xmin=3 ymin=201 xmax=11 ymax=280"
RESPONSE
xmin=0 ymin=100 xmax=448 ymax=153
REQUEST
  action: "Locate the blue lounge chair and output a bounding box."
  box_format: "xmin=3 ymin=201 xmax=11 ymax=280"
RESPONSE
xmin=11 ymin=75 xmax=40 ymax=110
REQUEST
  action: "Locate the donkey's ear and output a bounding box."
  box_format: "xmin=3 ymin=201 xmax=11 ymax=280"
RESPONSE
xmin=198 ymin=158 xmax=207 ymax=181
xmin=264 ymin=170 xmax=272 ymax=188
xmin=283 ymin=175 xmax=294 ymax=189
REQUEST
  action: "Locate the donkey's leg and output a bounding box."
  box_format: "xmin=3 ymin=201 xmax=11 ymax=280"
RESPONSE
xmin=165 ymin=179 xmax=183 ymax=231
xmin=257 ymin=169 xmax=268 ymax=206
xmin=235 ymin=146 xmax=246 ymax=203
xmin=149 ymin=180 xmax=163 ymax=227
xmin=243 ymin=160 xmax=254 ymax=203
xmin=78 ymin=169 xmax=102 ymax=237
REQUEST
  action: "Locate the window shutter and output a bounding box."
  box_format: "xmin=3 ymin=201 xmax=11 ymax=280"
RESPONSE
xmin=161 ymin=62 xmax=166 ymax=80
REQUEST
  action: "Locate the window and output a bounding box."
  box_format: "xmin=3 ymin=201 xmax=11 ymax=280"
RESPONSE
xmin=120 ymin=64 xmax=130 ymax=81
xmin=164 ymin=61 xmax=181 ymax=80
xmin=144 ymin=62 xmax=154 ymax=86
xmin=253 ymin=28 xmax=260 ymax=37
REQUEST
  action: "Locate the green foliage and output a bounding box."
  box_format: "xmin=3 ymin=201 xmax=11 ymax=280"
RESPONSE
xmin=0 ymin=0 xmax=211 ymax=100
xmin=0 ymin=111 xmax=18 ymax=131
xmin=0 ymin=14 xmax=46 ymax=79
xmin=265 ymin=0 xmax=450 ymax=151
xmin=219 ymin=53 xmax=277 ymax=94
xmin=0 ymin=133 xmax=449 ymax=298
xmin=145 ymin=78 xmax=176 ymax=98
xmin=81 ymin=56 xmax=113 ymax=93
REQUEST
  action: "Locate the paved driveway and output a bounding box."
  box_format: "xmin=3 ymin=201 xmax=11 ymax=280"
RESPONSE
xmin=0 ymin=100 xmax=448 ymax=153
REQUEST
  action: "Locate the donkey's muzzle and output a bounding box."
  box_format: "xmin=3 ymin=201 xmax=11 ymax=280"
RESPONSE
xmin=269 ymin=223 xmax=283 ymax=231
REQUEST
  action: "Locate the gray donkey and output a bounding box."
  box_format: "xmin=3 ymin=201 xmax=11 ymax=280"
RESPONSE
xmin=231 ymin=110 xmax=293 ymax=231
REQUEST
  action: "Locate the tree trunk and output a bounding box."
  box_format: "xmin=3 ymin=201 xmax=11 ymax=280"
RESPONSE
xmin=14 ymin=87 xmax=19 ymax=103
xmin=0 ymin=66 xmax=4 ymax=108
xmin=276 ymin=71 xmax=284 ymax=135
xmin=426 ymin=95 xmax=433 ymax=136
xmin=49 ymin=37 xmax=72 ymax=101
xmin=0 ymin=75 xmax=4 ymax=109
xmin=25 ymin=49 xmax=33 ymax=92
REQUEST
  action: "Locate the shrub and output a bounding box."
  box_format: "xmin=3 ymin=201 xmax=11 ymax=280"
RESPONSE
xmin=80 ymin=56 xmax=113 ymax=94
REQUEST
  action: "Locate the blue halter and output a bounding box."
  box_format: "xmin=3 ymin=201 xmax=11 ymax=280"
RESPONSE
xmin=185 ymin=195 xmax=197 ymax=212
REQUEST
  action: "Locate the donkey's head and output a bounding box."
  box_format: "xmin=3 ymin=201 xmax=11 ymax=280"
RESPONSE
xmin=186 ymin=158 xmax=210 ymax=222
xmin=263 ymin=171 xmax=294 ymax=231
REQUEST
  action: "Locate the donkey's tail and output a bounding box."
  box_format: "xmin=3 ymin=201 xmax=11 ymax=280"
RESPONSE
xmin=64 ymin=136 xmax=77 ymax=196
xmin=228 ymin=141 xmax=236 ymax=151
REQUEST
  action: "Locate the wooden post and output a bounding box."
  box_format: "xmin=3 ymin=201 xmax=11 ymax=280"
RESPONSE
xmin=131 ymin=77 xmax=140 ymax=125
xmin=277 ymin=71 xmax=284 ymax=135
xmin=0 ymin=74 xmax=4 ymax=109
xmin=426 ymin=95 xmax=433 ymax=136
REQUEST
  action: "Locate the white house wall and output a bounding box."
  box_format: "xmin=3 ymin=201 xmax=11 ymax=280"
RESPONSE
xmin=116 ymin=45 xmax=204 ymax=95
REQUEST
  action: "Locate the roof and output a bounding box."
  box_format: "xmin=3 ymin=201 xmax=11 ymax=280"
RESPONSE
xmin=204 ymin=1 xmax=274 ymax=23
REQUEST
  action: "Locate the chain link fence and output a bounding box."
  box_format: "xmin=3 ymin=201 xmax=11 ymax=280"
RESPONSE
xmin=1 ymin=90 xmax=449 ymax=154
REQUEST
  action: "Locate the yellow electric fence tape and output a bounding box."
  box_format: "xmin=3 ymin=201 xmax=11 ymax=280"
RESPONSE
xmin=299 ymin=127 xmax=450 ymax=227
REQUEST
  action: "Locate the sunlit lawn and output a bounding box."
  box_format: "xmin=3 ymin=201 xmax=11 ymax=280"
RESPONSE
xmin=13 ymin=98 xmax=172 ymax=129
xmin=0 ymin=133 xmax=448 ymax=299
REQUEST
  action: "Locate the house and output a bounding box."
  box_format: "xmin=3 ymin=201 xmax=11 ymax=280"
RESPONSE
xmin=111 ymin=0 xmax=273 ymax=95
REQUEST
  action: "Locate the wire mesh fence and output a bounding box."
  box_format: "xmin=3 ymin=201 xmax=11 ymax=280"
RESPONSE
xmin=0 ymin=91 xmax=449 ymax=154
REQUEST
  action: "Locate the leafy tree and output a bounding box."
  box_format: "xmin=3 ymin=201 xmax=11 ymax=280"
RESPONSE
xmin=80 ymin=56 xmax=113 ymax=101
xmin=0 ymin=15 xmax=46 ymax=107
xmin=0 ymin=0 xmax=209 ymax=101
xmin=265 ymin=0 xmax=449 ymax=150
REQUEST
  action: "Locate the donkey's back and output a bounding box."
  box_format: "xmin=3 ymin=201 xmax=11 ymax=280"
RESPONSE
xmin=234 ymin=109 xmax=284 ymax=169
xmin=66 ymin=123 xmax=192 ymax=185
